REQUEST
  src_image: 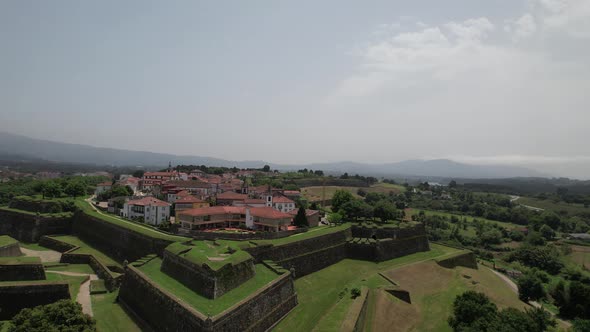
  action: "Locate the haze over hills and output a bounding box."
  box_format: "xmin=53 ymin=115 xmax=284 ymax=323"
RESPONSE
xmin=0 ymin=132 xmax=545 ymax=179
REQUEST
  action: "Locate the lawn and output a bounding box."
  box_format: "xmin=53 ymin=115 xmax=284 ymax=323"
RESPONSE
xmin=254 ymin=223 xmax=351 ymax=247
xmin=18 ymin=242 xmax=52 ymax=251
xmin=48 ymin=235 xmax=121 ymax=268
xmin=44 ymin=273 xmax=87 ymax=300
xmin=74 ymin=198 xmax=189 ymax=242
xmin=0 ymin=235 xmax=17 ymax=248
xmin=272 ymin=243 xmax=461 ymax=331
xmin=165 ymin=240 xmax=252 ymax=271
xmin=0 ymin=256 xmax=40 ymax=265
xmin=301 ymin=183 xmax=405 ymax=202
xmin=46 ymin=264 xmax=95 ymax=275
xmin=517 ymin=197 xmax=589 ymax=216
xmin=92 ymin=290 xmax=142 ymax=332
xmin=138 ymin=258 xmax=279 ymax=316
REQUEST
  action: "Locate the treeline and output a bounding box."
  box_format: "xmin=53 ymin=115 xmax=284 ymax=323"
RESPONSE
xmin=0 ymin=176 xmax=107 ymax=205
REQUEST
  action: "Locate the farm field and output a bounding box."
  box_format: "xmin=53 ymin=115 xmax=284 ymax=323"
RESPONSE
xmin=565 ymin=244 xmax=590 ymax=269
xmin=272 ymin=243 xmax=460 ymax=331
xmin=301 ymin=183 xmax=405 ymax=202
xmin=517 ymin=197 xmax=589 ymax=216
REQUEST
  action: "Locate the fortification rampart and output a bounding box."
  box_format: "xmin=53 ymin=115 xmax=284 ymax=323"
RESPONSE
xmin=351 ymin=223 xmax=427 ymax=239
xmin=0 ymin=262 xmax=46 ymax=281
xmin=119 ymin=265 xmax=297 ymax=332
xmin=0 ymin=242 xmax=22 ymax=257
xmin=276 ymin=243 xmax=347 ymax=278
xmin=0 ymin=209 xmax=72 ymax=242
xmin=71 ymin=211 xmax=175 ymax=262
xmin=0 ymin=281 xmax=70 ymax=320
xmin=436 ymin=251 xmax=478 ymax=269
xmin=160 ymin=249 xmax=255 ymax=299
xmin=189 ymin=228 xmax=307 ymax=241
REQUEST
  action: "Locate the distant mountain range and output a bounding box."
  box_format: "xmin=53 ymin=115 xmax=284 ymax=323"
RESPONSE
xmin=0 ymin=132 xmax=545 ymax=179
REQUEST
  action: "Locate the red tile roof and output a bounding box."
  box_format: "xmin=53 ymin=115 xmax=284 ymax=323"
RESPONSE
xmin=127 ymin=197 xmax=170 ymax=207
xmin=250 ymin=207 xmax=292 ymax=219
xmin=97 ymin=182 xmax=112 ymax=187
xmin=175 ymin=195 xmax=206 ymax=204
xmin=283 ymin=190 xmax=301 ymax=195
xmin=272 ymin=195 xmax=294 ymax=204
xmin=216 ymin=192 xmax=248 ymax=200
xmin=243 ymin=199 xmax=265 ymax=204
xmin=180 ymin=206 xmax=245 ymax=217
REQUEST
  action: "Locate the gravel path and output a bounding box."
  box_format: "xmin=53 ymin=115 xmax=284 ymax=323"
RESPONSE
xmin=46 ymin=270 xmax=98 ymax=317
xmin=20 ymin=247 xmax=61 ymax=263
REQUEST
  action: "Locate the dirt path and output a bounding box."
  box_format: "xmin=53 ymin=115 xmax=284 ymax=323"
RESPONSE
xmin=20 ymin=247 xmax=61 ymax=263
xmin=46 ymin=270 xmax=98 ymax=317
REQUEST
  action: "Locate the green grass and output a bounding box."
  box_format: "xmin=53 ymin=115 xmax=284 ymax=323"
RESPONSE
xmin=0 ymin=235 xmax=17 ymax=248
xmin=406 ymin=209 xmax=522 ymax=230
xmin=254 ymin=223 xmax=351 ymax=246
xmin=517 ymin=197 xmax=589 ymax=216
xmin=92 ymin=290 xmax=142 ymax=332
xmin=138 ymin=258 xmax=279 ymax=316
xmin=272 ymin=243 xmax=461 ymax=331
xmin=74 ymin=198 xmax=189 ymax=242
xmin=165 ymin=241 xmax=252 ymax=271
xmin=17 ymin=242 xmax=52 ymax=251
xmin=46 ymin=264 xmax=95 ymax=275
xmin=301 ymin=183 xmax=405 ymax=202
xmin=0 ymin=256 xmax=40 ymax=265
xmin=48 ymin=235 xmax=121 ymax=268
xmin=44 ymin=273 xmax=87 ymax=299
xmin=89 ymin=280 xmax=107 ymax=294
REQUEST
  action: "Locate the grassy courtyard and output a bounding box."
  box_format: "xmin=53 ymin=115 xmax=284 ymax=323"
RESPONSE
xmin=272 ymin=243 xmax=460 ymax=331
xmin=165 ymin=240 xmax=253 ymax=271
xmin=138 ymin=258 xmax=278 ymax=316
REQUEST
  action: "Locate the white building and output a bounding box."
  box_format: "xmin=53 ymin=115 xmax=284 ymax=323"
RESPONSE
xmin=265 ymin=195 xmax=296 ymax=213
xmin=122 ymin=197 xmax=171 ymax=225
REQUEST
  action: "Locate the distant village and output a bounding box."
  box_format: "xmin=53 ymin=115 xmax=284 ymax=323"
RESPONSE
xmin=92 ymin=165 xmax=320 ymax=234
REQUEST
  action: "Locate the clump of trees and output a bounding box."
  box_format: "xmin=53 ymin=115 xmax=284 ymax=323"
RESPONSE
xmin=448 ymin=291 xmax=555 ymax=332
xmin=8 ymin=299 xmax=96 ymax=332
xmin=331 ymin=190 xmax=401 ymax=223
xmin=96 ymin=185 xmax=134 ymax=201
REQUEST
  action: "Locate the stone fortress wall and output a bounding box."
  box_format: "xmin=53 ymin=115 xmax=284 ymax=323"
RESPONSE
xmin=0 ymin=282 xmax=70 ymax=320
xmin=0 ymin=209 xmax=72 ymax=242
xmin=160 ymin=248 xmax=256 ymax=299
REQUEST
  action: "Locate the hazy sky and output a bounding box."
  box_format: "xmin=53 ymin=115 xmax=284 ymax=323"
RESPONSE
xmin=1 ymin=1 xmax=589 ymax=177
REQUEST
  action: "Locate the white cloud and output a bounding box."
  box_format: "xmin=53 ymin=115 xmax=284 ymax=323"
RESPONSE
xmin=512 ymin=13 xmax=537 ymax=40
xmin=534 ymin=0 xmax=590 ymax=37
xmin=443 ymin=17 xmax=495 ymax=42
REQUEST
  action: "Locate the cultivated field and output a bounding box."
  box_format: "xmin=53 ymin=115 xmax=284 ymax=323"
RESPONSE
xmin=301 ymin=183 xmax=405 ymax=202
xmin=517 ymin=197 xmax=589 ymax=216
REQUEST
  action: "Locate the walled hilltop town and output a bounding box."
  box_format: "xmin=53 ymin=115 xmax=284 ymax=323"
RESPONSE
xmin=1 ymin=164 xmax=532 ymax=331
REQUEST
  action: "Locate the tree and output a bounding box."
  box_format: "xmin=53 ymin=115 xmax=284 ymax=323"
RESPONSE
xmin=373 ymin=200 xmax=398 ymax=223
xmin=262 ymin=165 xmax=271 ymax=172
xmin=508 ymin=245 xmax=564 ymax=274
xmin=331 ymin=190 xmax=354 ymax=212
xmin=327 ymin=212 xmax=343 ymax=225
xmin=9 ymin=299 xmax=96 ymax=332
xmin=42 ymin=181 xmax=62 ymax=198
xmin=293 ymin=207 xmax=309 ymax=227
xmin=449 ymin=180 xmax=457 ymax=188
xmin=539 ymin=225 xmax=555 ymax=240
xmin=64 ymin=181 xmax=87 ymax=198
xmin=448 ymin=291 xmax=498 ymax=332
xmin=518 ymin=272 xmax=546 ymax=302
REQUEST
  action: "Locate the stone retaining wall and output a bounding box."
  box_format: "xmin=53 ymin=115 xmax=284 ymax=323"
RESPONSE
xmin=72 ymin=211 xmax=175 ymax=262
xmin=119 ymin=265 xmax=297 ymax=332
xmin=0 ymin=262 xmax=46 ymax=281
xmin=0 ymin=281 xmax=70 ymax=319
xmin=60 ymin=252 xmax=123 ymax=290
xmin=277 ymin=243 xmax=347 ymax=278
xmin=160 ymin=249 xmax=255 ymax=299
xmin=0 ymin=209 xmax=72 ymax=242
xmin=351 ymin=223 xmax=427 ymax=239
xmin=189 ymin=228 xmax=307 ymax=241
xmin=39 ymin=235 xmax=77 ymax=252
xmin=0 ymin=242 xmax=22 ymax=257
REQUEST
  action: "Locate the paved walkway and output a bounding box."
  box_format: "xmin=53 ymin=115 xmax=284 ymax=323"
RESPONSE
xmin=20 ymin=247 xmax=61 ymax=263
xmin=46 ymin=270 xmax=98 ymax=317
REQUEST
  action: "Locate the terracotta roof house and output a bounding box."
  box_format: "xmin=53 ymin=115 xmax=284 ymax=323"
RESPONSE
xmin=177 ymin=206 xmax=292 ymax=232
xmin=122 ymin=197 xmax=171 ymax=225
xmin=216 ymin=192 xmax=248 ymax=206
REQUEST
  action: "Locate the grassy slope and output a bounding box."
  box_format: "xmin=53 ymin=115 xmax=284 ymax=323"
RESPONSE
xmin=254 ymin=223 xmax=351 ymax=246
xmin=48 ymin=235 xmax=121 ymax=268
xmin=17 ymin=242 xmax=52 ymax=251
xmin=46 ymin=264 xmax=95 ymax=275
xmin=301 ymin=183 xmax=405 ymax=202
xmin=0 ymin=256 xmax=40 ymax=265
xmin=518 ymin=196 xmax=589 ymax=216
xmin=272 ymin=244 xmax=460 ymax=331
xmin=92 ymin=290 xmax=142 ymax=332
xmin=138 ymin=258 xmax=278 ymax=316
xmin=0 ymin=236 xmax=17 ymax=247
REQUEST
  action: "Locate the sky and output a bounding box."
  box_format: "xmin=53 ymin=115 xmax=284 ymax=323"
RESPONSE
xmin=1 ymin=0 xmax=589 ymax=178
